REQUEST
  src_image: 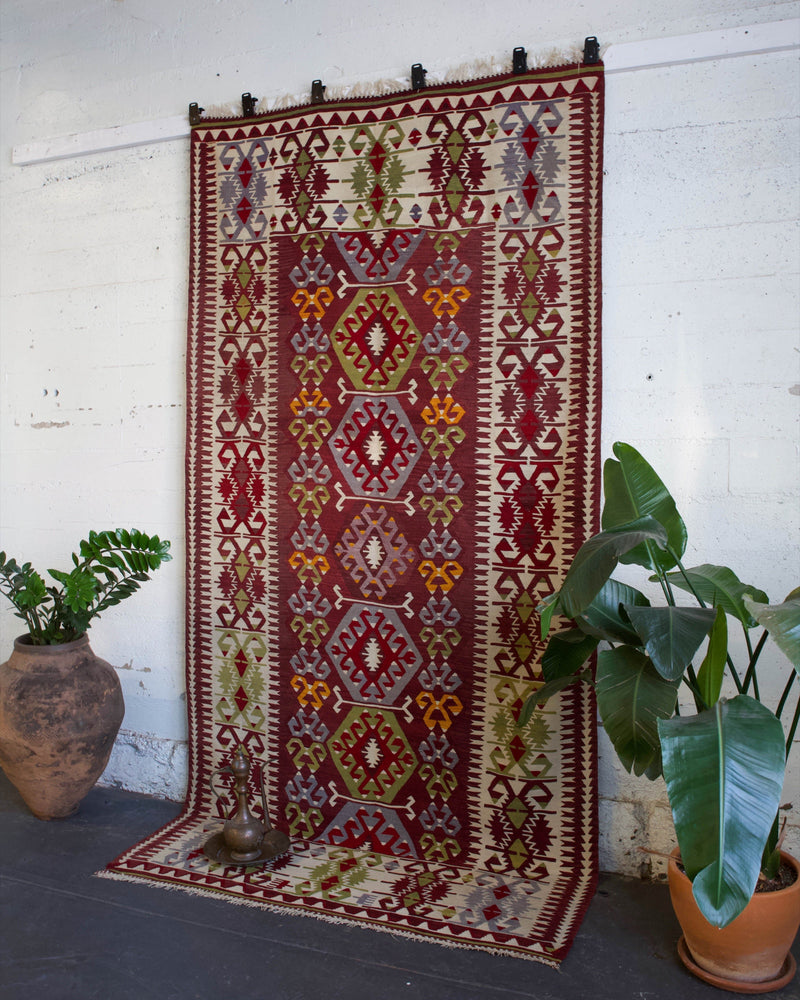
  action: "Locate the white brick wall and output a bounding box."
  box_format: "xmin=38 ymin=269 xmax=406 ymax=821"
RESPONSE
xmin=1 ymin=0 xmax=798 ymax=876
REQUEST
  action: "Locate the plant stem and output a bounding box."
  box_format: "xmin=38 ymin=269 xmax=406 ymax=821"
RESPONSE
xmin=725 ymin=655 xmax=744 ymax=694
xmin=25 ymin=605 xmax=44 ymax=643
xmin=682 ymin=669 xmax=706 ymax=711
xmin=649 ymin=545 xmax=676 ymax=607
xmin=776 ymin=671 xmax=797 ymax=720
xmin=664 ymin=548 xmax=744 ymax=696
xmin=741 ymin=628 xmax=767 ymax=700
xmin=785 ymin=691 xmax=800 ymax=761
xmin=667 ymin=551 xmax=705 ymax=607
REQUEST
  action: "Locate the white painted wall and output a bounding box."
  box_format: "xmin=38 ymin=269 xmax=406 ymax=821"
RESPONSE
xmin=1 ymin=0 xmax=798 ymax=877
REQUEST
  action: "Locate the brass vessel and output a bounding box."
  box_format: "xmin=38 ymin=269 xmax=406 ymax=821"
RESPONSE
xmin=203 ymin=747 xmax=290 ymax=866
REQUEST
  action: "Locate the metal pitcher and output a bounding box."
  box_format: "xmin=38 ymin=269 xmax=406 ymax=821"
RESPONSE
xmin=204 ymin=746 xmax=289 ymax=865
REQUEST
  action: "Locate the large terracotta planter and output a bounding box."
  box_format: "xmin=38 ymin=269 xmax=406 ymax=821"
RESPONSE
xmin=668 ymin=848 xmax=800 ymax=993
xmin=0 ymin=634 xmax=124 ymax=819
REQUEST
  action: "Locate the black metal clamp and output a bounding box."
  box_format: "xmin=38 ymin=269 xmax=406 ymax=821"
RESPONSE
xmin=583 ymin=36 xmax=600 ymax=65
xmin=311 ymin=79 xmax=326 ymax=104
xmin=242 ymin=93 xmax=258 ymax=116
xmin=411 ymin=63 xmax=427 ymax=91
xmin=512 ymin=46 xmax=528 ymax=74
xmin=188 ymin=102 xmax=204 ymax=125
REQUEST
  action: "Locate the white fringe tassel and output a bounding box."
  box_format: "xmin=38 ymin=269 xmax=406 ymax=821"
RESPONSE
xmin=200 ymin=44 xmax=590 ymax=120
xmin=95 ymin=867 xmax=562 ymax=967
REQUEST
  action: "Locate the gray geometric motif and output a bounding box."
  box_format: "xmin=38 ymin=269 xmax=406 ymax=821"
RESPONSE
xmin=335 ymin=504 xmax=415 ymax=599
xmin=329 ymin=395 xmax=422 ymax=499
xmin=326 ymin=603 xmax=422 ymax=704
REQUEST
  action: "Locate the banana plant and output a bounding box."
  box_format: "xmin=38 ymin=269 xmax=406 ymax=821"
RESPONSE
xmin=522 ymin=442 xmax=800 ymax=928
xmin=0 ymin=529 xmax=172 ymax=644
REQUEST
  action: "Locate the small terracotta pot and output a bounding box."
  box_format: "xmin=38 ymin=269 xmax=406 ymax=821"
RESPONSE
xmin=0 ymin=634 xmax=124 ymax=819
xmin=668 ymin=848 xmax=800 ymax=993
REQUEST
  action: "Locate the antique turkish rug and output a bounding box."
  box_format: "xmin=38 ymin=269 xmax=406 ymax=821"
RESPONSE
xmin=105 ymin=60 xmax=604 ymax=965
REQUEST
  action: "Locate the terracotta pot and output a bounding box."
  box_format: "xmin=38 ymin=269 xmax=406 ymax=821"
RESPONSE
xmin=668 ymin=848 xmax=800 ymax=993
xmin=0 ymin=634 xmax=124 ymax=819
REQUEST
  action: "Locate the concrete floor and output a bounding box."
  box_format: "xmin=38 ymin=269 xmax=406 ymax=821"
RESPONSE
xmin=1 ymin=770 xmax=796 ymax=1000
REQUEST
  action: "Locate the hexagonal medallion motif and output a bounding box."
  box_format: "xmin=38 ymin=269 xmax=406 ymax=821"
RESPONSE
xmin=326 ymin=602 xmax=422 ymax=704
xmin=331 ymin=287 xmax=421 ymax=391
xmin=329 ymin=395 xmax=421 ymax=499
xmin=328 ymin=706 xmax=418 ymax=802
xmin=335 ymin=504 xmax=415 ymax=599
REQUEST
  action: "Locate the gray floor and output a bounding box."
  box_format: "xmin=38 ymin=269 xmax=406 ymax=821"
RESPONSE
xmin=1 ymin=771 xmax=797 ymax=1000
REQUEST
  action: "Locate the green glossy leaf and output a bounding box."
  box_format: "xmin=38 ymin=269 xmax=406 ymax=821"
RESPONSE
xmin=575 ymin=578 xmax=651 ymax=644
xmin=59 ymin=568 xmax=98 ymax=613
xmin=2 ymin=528 xmax=170 ymax=641
xmin=558 ymin=517 xmax=668 ymax=618
xmin=595 ymin=646 xmax=679 ymax=777
xmin=98 ymin=552 xmax=127 ymax=572
xmin=697 ymin=606 xmax=728 ymax=706
xmin=12 ymin=572 xmax=48 ymax=610
xmin=659 ymin=695 xmax=785 ymax=927
xmin=761 ymin=814 xmax=782 ymax=880
xmin=521 ymin=668 xmax=593 ymax=722
xmin=743 ymin=595 xmax=800 ymax=669
xmin=541 ymin=629 xmax=599 ymax=683
xmin=601 ymin=442 xmax=687 ymax=571
xmin=537 ymin=591 xmax=560 ymax=640
xmin=623 ymin=605 xmax=716 ymax=682
xmin=664 ymin=564 xmax=768 ymax=627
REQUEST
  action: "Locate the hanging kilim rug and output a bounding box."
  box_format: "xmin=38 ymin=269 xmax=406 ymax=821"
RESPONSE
xmin=105 ymin=60 xmax=604 ymax=965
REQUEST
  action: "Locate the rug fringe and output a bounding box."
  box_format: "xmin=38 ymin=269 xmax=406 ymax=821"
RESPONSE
xmin=199 ymin=42 xmax=592 ymax=120
xmin=95 ymin=867 xmax=562 ymax=966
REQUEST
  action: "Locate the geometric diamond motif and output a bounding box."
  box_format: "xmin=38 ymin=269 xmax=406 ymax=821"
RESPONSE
xmin=331 ymin=287 xmax=421 ymax=391
xmin=328 ymin=706 xmax=418 ymax=802
xmin=326 ymin=603 xmax=422 ymax=705
xmin=335 ymin=504 xmax=415 ymax=599
xmin=329 ymin=395 xmax=422 ymax=499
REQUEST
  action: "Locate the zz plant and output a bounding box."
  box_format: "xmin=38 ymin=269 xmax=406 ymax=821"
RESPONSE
xmin=524 ymin=442 xmax=799 ymax=928
xmin=0 ymin=529 xmax=172 ymax=645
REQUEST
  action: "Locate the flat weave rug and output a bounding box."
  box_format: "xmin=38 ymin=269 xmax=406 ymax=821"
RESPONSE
xmin=105 ymin=61 xmax=604 ymax=965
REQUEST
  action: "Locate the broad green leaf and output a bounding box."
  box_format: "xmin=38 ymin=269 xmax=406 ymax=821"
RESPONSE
xmin=558 ymin=517 xmax=668 ymax=618
xmin=623 ymin=605 xmax=716 ymax=682
xmin=697 ymin=606 xmax=728 ymax=706
xmin=537 ymin=591 xmax=560 ymax=640
xmin=743 ymin=595 xmax=800 ymax=669
xmin=575 ymin=578 xmax=651 ymax=645
xmin=596 ymin=646 xmax=679 ymax=777
xmin=665 ymin=564 xmax=768 ymax=627
xmin=541 ymin=629 xmax=599 ymax=682
xmin=659 ymin=695 xmax=785 ymax=928
xmin=601 ymin=442 xmax=687 ymax=571
xmin=521 ymin=668 xmax=593 ymax=723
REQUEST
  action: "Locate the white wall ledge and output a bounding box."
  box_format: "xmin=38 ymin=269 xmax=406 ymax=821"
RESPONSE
xmin=11 ymin=18 xmax=800 ymax=166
